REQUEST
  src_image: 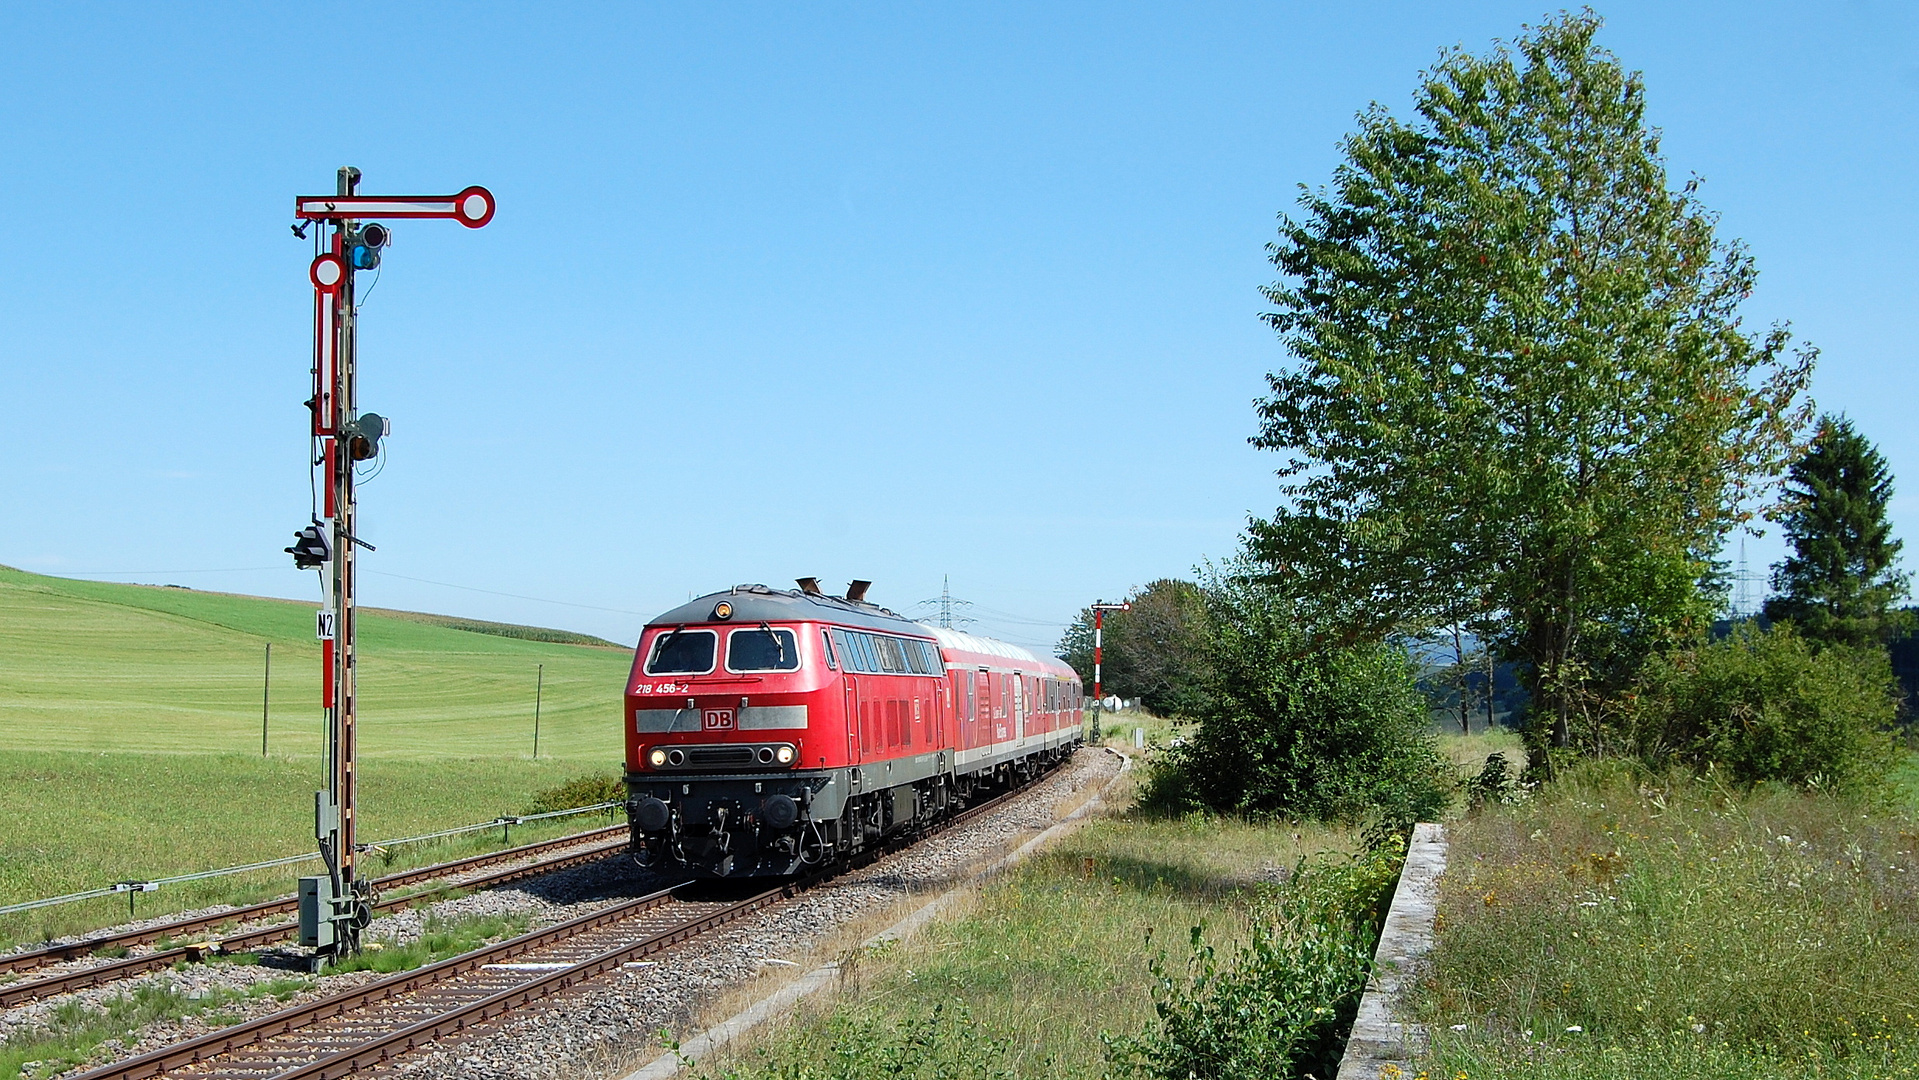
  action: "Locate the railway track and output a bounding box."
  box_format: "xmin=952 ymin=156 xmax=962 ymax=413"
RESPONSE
xmin=0 ymin=824 xmax=630 ymax=1007
xmin=63 ymin=755 xmax=1074 ymax=1080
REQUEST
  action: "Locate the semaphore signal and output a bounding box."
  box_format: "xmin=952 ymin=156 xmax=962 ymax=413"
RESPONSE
xmin=285 ymin=167 xmax=493 ymax=965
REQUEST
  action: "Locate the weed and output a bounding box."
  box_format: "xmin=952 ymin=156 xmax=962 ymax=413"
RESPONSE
xmin=0 ymin=976 xmax=312 ymax=1080
xmin=327 ymin=912 xmax=530 ymax=974
xmin=1105 ymin=846 xmax=1401 ymax=1080
xmin=526 ymin=774 xmax=625 ymax=815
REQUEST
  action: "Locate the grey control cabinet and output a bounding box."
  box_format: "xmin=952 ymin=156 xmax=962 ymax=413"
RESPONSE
xmin=298 ymin=876 xmax=335 ymax=948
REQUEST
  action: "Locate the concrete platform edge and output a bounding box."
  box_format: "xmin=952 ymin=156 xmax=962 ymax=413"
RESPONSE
xmin=1336 ymin=821 xmax=1448 ymax=1080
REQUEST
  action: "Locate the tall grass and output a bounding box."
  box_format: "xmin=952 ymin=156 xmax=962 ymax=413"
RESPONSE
xmin=1419 ymin=760 xmax=1919 ymax=1077
xmin=695 ymin=814 xmax=1367 ymax=1080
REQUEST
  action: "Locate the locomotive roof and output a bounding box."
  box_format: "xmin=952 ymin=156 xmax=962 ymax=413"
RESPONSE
xmin=646 ymin=585 xmax=932 ymax=637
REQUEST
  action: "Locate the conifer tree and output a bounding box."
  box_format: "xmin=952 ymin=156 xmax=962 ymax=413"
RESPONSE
xmin=1764 ymin=416 xmax=1912 ymax=647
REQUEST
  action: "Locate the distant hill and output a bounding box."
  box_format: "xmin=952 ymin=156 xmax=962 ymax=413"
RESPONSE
xmin=0 ymin=565 xmax=633 ymax=759
xmin=361 ymin=608 xmax=625 ymax=649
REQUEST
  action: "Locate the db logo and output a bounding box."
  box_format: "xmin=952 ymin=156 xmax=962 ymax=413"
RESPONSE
xmin=702 ymin=709 xmax=735 ymax=730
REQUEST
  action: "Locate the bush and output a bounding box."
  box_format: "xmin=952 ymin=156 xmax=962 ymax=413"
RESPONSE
xmin=1146 ymin=574 xmax=1451 ymax=832
xmin=525 ymin=774 xmax=625 ymax=815
xmin=1105 ymin=846 xmax=1402 ymax=1080
xmin=1623 ymin=624 xmax=1900 ymax=791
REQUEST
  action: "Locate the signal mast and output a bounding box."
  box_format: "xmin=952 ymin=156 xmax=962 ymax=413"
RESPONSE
xmin=1088 ymin=600 xmax=1130 ymax=736
xmin=285 ymin=167 xmax=494 ymax=963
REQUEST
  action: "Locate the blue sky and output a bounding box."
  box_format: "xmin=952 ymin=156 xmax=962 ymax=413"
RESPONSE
xmin=3 ymin=3 xmax=1915 ymax=649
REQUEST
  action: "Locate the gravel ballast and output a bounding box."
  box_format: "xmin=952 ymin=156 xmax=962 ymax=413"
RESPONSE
xmin=390 ymin=748 xmax=1122 ymax=1080
xmin=13 ymin=749 xmax=1119 ymax=1080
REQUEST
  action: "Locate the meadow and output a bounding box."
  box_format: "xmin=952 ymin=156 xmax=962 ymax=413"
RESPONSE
xmin=1419 ymin=762 xmax=1919 ymax=1079
xmin=0 ymin=566 xmax=635 ymax=943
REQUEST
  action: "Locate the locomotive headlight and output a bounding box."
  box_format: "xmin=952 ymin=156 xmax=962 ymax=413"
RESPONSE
xmin=648 ymin=747 xmax=667 ymax=767
xmin=775 ymin=744 xmax=795 ymax=764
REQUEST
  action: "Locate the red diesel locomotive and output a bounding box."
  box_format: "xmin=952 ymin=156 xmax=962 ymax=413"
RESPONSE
xmin=624 ymin=581 xmax=1083 ymax=877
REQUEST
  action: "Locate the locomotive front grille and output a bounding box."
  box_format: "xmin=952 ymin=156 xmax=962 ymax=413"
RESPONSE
xmin=643 ymin=741 xmax=800 ymax=771
xmin=688 ymin=746 xmax=757 ymax=768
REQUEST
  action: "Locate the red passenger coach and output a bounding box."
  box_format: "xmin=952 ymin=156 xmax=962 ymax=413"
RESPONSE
xmin=624 ymin=582 xmax=1083 ymax=877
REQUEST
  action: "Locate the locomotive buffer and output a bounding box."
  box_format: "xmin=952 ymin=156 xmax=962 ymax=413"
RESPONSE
xmin=286 ymin=167 xmax=494 ymax=964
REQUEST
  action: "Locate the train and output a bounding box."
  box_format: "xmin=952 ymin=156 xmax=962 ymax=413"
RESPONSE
xmin=623 ymin=580 xmax=1084 ymax=877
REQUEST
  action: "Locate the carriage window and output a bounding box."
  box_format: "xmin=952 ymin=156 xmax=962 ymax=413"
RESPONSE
xmin=874 ymin=635 xmax=906 ymax=673
xmin=727 ymin=628 xmax=799 ymax=672
xmin=821 ymin=630 xmax=838 ymax=670
xmin=644 ymin=629 xmax=717 ymax=675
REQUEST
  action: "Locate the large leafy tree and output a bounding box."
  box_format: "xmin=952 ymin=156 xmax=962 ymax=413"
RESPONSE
xmin=1059 ymin=579 xmax=1213 ymax=716
xmin=1764 ymin=415 xmax=1912 ymax=647
xmin=1251 ymin=13 xmax=1811 ymax=758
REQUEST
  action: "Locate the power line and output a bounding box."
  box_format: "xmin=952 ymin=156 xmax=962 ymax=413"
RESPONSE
xmin=913 ymin=574 xmax=975 ymax=629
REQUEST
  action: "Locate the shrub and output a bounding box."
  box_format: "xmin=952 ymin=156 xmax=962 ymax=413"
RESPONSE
xmin=1623 ymin=624 xmax=1900 ymax=790
xmin=1106 ymin=847 xmax=1402 ymax=1080
xmin=1149 ymin=574 xmax=1451 ymax=832
xmin=525 ymin=774 xmax=625 ymax=815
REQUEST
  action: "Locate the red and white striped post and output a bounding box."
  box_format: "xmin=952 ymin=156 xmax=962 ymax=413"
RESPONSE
xmin=294 ymin=169 xmax=493 ymax=962
xmin=1090 ymin=601 xmax=1130 ymax=738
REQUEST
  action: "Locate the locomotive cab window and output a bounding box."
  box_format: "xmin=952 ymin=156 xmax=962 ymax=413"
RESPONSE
xmin=727 ymin=627 xmax=800 ymax=672
xmin=644 ymin=628 xmax=717 ymax=675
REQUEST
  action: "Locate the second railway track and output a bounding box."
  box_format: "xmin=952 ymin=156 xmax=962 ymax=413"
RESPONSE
xmin=0 ymin=824 xmax=631 ymax=1007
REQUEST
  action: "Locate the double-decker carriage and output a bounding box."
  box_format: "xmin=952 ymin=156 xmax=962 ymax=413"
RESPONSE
xmin=624 ymin=582 xmax=1083 ymax=877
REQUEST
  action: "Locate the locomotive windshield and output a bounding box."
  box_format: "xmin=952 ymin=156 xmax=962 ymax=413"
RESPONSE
xmin=644 ymin=628 xmax=717 ymax=675
xmin=727 ymin=627 xmax=800 ymax=672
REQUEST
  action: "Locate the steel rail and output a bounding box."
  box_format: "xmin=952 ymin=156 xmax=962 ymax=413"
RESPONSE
xmin=62 ymin=884 xmax=714 ymax=1080
xmin=0 ymin=824 xmax=628 ymax=980
xmin=63 ymin=749 xmax=1078 ymax=1080
xmin=272 ymin=887 xmax=793 ymax=1080
xmin=0 ymin=838 xmax=632 ymax=1009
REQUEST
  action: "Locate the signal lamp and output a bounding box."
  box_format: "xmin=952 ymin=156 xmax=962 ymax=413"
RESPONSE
xmin=712 ymin=601 xmax=733 ymax=620
xmin=648 ymin=748 xmax=667 ymax=767
xmin=359 ymin=223 xmax=390 ymax=249
xmin=344 ymin=412 xmax=388 ymax=461
xmin=349 ymin=244 xmax=381 ymax=270
xmin=775 ymin=745 xmax=795 ymax=764
xmin=285 ymin=523 xmax=332 ymax=569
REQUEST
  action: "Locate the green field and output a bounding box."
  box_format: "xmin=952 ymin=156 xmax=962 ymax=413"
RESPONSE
xmin=0 ymin=566 xmax=637 ymax=943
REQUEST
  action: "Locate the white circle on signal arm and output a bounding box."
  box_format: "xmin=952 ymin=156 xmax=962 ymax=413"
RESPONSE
xmin=312 ymin=257 xmax=344 ymax=287
xmin=461 ymin=192 xmax=489 ymax=220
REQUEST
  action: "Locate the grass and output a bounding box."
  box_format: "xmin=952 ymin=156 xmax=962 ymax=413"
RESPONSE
xmin=0 ymin=750 xmax=623 ymax=945
xmin=0 ymin=976 xmax=312 ymax=1080
xmin=330 ymin=910 xmax=531 ymax=974
xmin=0 ymin=565 xmax=636 ymax=945
xmin=1434 ymin=726 xmax=1526 ymax=776
xmin=1416 ymin=760 xmax=1919 ymax=1078
xmin=0 ymin=565 xmax=632 ymax=758
xmin=693 ymin=811 xmax=1368 ymax=1079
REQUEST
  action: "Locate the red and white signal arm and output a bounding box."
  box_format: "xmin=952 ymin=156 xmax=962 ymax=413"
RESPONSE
xmin=294 ymin=185 xmax=496 ymax=229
